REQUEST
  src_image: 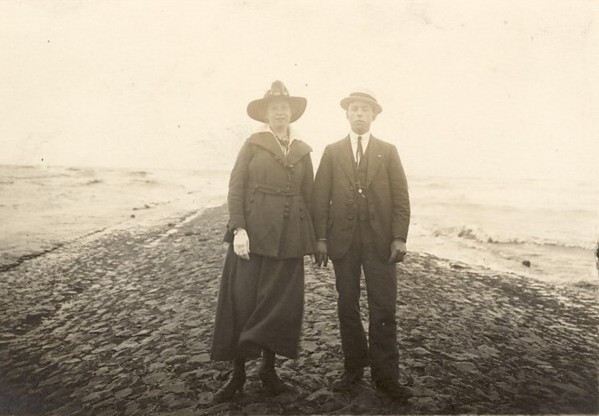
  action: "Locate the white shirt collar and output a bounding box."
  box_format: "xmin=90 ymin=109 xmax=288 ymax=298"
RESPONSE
xmin=349 ymin=130 xmax=371 ymax=156
xmin=349 ymin=130 xmax=371 ymax=142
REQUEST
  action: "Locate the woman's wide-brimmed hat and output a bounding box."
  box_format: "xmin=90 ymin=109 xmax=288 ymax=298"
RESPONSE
xmin=340 ymin=90 xmax=383 ymax=115
xmin=247 ymin=80 xmax=307 ymax=123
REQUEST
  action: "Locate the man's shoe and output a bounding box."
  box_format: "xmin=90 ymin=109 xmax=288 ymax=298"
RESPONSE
xmin=331 ymin=368 xmax=364 ymax=392
xmin=375 ymin=379 xmax=413 ymax=402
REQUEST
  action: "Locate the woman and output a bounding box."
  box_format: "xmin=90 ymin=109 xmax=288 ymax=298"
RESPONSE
xmin=210 ymin=81 xmax=316 ymax=402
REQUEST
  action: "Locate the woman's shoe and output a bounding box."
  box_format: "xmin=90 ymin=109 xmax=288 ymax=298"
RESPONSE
xmin=213 ymin=372 xmax=246 ymax=403
xmin=258 ymin=367 xmax=287 ymax=396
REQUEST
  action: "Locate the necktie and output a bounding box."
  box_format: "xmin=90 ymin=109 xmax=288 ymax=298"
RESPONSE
xmin=356 ymin=136 xmax=363 ymax=166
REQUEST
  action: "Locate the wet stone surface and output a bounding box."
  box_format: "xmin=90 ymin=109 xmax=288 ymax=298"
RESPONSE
xmin=0 ymin=204 xmax=597 ymax=415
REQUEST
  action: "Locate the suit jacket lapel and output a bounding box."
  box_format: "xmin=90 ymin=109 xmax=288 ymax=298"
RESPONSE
xmin=366 ymin=136 xmax=384 ymax=188
xmin=338 ymin=136 xmax=356 ymax=183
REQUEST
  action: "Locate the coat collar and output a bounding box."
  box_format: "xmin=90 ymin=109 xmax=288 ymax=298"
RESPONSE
xmin=248 ymin=131 xmax=312 ymax=166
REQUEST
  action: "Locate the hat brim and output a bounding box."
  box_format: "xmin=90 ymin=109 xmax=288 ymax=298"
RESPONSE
xmin=247 ymin=96 xmax=307 ymax=123
xmin=340 ymin=96 xmax=382 ymax=115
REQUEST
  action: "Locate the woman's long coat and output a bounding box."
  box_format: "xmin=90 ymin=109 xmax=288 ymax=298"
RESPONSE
xmin=211 ymin=131 xmax=315 ymax=360
xmin=224 ymin=131 xmax=316 ymax=258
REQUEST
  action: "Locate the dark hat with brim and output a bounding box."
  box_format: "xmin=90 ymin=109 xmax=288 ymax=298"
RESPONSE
xmin=247 ymin=80 xmax=307 ymax=123
xmin=340 ymin=90 xmax=382 ymax=115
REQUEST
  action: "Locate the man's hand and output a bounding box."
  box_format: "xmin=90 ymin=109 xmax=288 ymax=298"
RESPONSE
xmin=233 ymin=229 xmax=250 ymax=261
xmin=388 ymin=239 xmax=407 ymax=263
xmin=315 ymin=240 xmax=328 ymax=267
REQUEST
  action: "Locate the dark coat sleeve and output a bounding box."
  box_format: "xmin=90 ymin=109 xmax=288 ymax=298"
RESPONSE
xmin=312 ymin=146 xmax=333 ymax=240
xmin=301 ymin=154 xmax=315 ymax=214
xmin=226 ymin=139 xmax=254 ymax=233
xmin=387 ymin=144 xmax=411 ymax=242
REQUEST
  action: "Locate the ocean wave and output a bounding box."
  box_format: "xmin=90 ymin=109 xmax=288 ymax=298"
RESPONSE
xmin=420 ymin=180 xmax=451 ymax=190
xmin=128 ymin=170 xmax=149 ymax=177
xmin=128 ymin=178 xmax=161 ymax=186
xmin=417 ymin=199 xmax=597 ymax=216
xmin=432 ymin=225 xmax=594 ymax=251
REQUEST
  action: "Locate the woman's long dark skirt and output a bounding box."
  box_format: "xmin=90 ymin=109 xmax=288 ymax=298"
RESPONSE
xmin=210 ymin=245 xmax=304 ymax=361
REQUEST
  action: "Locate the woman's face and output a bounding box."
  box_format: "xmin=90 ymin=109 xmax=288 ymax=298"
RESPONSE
xmin=265 ymin=99 xmax=292 ymax=130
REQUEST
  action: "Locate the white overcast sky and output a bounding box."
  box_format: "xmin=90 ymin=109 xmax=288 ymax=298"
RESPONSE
xmin=1 ymin=0 xmax=597 ymax=180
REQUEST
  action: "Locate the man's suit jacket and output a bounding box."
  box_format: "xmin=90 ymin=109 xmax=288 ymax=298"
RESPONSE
xmin=312 ymin=135 xmax=410 ymax=261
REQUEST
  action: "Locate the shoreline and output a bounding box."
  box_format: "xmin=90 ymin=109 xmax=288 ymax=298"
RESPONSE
xmin=0 ymin=204 xmax=597 ymax=415
xmin=2 ymin=163 xmax=596 ymax=289
xmin=2 ymin=200 xmax=596 ymax=294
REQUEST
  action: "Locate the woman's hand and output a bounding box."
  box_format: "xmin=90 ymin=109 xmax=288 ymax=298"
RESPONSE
xmin=233 ymin=229 xmax=250 ymax=261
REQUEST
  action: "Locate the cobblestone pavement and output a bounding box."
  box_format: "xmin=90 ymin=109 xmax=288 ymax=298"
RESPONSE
xmin=0 ymin=205 xmax=597 ymax=415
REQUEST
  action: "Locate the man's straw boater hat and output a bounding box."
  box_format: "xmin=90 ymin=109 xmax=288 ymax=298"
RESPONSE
xmin=247 ymin=80 xmax=307 ymax=123
xmin=340 ymin=90 xmax=383 ymax=115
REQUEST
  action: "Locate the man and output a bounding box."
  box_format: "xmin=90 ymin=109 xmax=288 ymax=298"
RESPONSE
xmin=312 ymin=90 xmax=411 ymax=401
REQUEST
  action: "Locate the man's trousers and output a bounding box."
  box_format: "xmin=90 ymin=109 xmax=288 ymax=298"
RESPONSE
xmin=332 ymin=221 xmax=399 ymax=381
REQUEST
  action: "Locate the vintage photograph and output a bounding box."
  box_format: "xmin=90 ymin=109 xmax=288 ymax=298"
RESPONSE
xmin=1 ymin=1 xmax=597 ymax=415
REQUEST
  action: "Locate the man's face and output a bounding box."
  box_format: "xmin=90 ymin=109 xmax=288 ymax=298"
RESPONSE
xmin=346 ymin=99 xmax=375 ymax=134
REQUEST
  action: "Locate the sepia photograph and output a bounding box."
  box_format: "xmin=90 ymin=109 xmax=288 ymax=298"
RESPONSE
xmin=0 ymin=1 xmax=597 ymax=415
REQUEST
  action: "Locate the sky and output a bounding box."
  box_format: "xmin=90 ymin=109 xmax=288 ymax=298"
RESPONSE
xmin=1 ymin=0 xmax=597 ymax=180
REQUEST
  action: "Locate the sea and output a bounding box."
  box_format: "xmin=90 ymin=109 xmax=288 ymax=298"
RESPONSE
xmin=1 ymin=164 xmax=597 ymax=288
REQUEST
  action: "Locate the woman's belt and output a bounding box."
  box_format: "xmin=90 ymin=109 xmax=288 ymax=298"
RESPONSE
xmin=251 ymin=184 xmax=300 ymax=196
